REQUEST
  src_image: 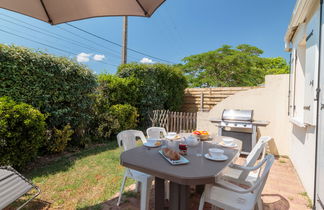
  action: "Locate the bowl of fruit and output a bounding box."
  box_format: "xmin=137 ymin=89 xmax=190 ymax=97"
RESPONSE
xmin=192 ymin=130 xmax=210 ymax=141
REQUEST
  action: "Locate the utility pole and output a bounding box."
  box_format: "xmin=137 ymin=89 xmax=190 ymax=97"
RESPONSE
xmin=121 ymin=16 xmax=128 ymax=64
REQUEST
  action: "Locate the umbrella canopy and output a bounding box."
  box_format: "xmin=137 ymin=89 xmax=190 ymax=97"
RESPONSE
xmin=0 ymin=0 xmax=165 ymax=25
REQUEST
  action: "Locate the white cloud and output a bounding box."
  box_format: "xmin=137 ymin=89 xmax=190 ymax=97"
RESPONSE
xmin=76 ymin=53 xmax=91 ymax=62
xmin=140 ymin=57 xmax=154 ymax=64
xmin=93 ymin=54 xmax=105 ymax=61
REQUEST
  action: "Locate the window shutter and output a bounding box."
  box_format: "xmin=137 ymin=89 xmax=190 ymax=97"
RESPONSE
xmin=304 ymin=9 xmax=320 ymax=126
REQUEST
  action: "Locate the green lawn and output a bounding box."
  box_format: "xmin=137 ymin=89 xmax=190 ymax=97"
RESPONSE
xmin=14 ymin=141 xmax=135 ymax=210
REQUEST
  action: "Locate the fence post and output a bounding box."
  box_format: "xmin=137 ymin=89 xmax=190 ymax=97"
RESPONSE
xmin=200 ymin=92 xmax=204 ymax=112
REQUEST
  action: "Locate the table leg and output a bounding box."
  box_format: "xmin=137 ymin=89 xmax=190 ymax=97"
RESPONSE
xmin=170 ymin=182 xmax=190 ymax=210
xmin=170 ymin=182 xmax=180 ymax=210
xmin=195 ymin=184 xmax=205 ymax=194
xmin=179 ymin=185 xmax=190 ymax=210
xmin=155 ymin=177 xmax=165 ymax=210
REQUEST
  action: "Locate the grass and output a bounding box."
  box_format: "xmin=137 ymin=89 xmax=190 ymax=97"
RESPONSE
xmin=279 ymin=159 xmax=286 ymax=164
xmin=298 ymin=192 xmax=313 ymax=208
xmin=11 ymin=141 xmax=136 ymax=210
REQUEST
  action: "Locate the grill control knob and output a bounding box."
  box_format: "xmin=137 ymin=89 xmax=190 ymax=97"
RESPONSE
xmin=243 ymin=124 xmax=246 ymax=127
xmin=234 ymin=123 xmax=237 ymax=126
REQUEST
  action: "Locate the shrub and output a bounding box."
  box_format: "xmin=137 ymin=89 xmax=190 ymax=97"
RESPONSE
xmin=45 ymin=124 xmax=74 ymax=153
xmin=97 ymin=74 xmax=141 ymax=107
xmin=117 ymin=63 xmax=187 ymax=127
xmin=96 ymin=104 xmax=138 ymax=139
xmin=0 ymin=97 xmax=46 ymax=168
xmin=0 ymin=44 xmax=97 ymax=145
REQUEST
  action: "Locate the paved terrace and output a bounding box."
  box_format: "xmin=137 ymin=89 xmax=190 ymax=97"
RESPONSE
xmin=103 ymin=157 xmax=312 ymax=210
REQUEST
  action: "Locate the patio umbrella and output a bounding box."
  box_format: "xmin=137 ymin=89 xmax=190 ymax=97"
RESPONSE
xmin=0 ymin=0 xmax=165 ymax=25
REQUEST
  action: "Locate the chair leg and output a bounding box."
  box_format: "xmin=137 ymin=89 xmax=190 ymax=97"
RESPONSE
xmin=257 ymin=198 xmax=263 ymax=210
xmin=136 ymin=181 xmax=141 ymax=193
xmin=140 ymin=179 xmax=152 ymax=210
xmin=198 ymin=191 xmax=206 ymax=210
xmin=117 ymin=174 xmax=127 ymax=206
xmin=165 ymin=180 xmax=170 ymax=200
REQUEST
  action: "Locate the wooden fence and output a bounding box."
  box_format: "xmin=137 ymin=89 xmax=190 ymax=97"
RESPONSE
xmin=150 ymin=110 xmax=197 ymax=133
xmin=181 ymin=87 xmax=258 ymax=112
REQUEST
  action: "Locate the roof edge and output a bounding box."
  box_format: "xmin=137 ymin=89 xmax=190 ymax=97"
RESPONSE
xmin=284 ymin=0 xmax=316 ymax=51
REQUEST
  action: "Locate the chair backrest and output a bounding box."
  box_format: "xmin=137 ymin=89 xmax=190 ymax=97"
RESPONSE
xmin=251 ymin=155 xmax=275 ymax=198
xmin=117 ymin=130 xmax=147 ymax=152
xmin=238 ymin=136 xmax=271 ymax=181
xmin=146 ymin=127 xmax=167 ymax=139
xmin=245 ymin=136 xmax=272 ymax=167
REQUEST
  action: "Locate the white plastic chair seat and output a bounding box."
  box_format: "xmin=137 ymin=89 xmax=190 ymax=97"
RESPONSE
xmin=223 ymin=167 xmax=259 ymax=186
xmin=204 ymin=184 xmax=256 ymax=210
xmin=127 ymin=169 xmax=153 ymax=182
xmin=199 ymin=155 xmax=275 ymax=210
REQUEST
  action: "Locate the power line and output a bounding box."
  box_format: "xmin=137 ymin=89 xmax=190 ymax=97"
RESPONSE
xmin=57 ymin=25 xmax=141 ymax=61
xmin=0 ymin=27 xmax=119 ymax=67
xmin=0 ymin=13 xmax=122 ymax=60
xmin=65 ymin=23 xmax=176 ymax=64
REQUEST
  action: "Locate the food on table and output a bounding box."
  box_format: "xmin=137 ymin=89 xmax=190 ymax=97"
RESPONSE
xmin=154 ymin=141 xmax=162 ymax=146
xmin=179 ymin=143 xmax=187 ymax=155
xmin=201 ymin=131 xmax=209 ymax=135
xmin=162 ymin=148 xmax=180 ymax=160
xmin=193 ymin=130 xmax=202 ymax=135
xmin=192 ymin=130 xmax=209 ymax=135
xmin=192 ymin=130 xmax=209 ymax=140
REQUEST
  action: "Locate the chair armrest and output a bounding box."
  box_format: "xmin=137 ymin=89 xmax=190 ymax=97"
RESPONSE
xmin=215 ymin=179 xmax=252 ymax=194
xmin=229 ymin=156 xmax=268 ymax=172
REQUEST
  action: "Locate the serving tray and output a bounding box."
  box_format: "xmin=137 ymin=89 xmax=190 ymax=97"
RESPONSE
xmin=158 ymin=150 xmax=190 ymax=165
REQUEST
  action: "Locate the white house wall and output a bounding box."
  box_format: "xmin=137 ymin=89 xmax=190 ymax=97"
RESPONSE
xmin=288 ymin=5 xmax=320 ymax=202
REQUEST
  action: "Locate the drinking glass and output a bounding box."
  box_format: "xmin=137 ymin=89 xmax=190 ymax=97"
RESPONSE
xmin=196 ymin=140 xmax=203 ymax=157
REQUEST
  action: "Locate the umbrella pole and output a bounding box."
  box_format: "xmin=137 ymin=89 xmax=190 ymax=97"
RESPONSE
xmin=121 ymin=16 xmax=128 ymax=64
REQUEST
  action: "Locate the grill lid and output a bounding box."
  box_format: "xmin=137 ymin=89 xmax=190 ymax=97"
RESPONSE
xmin=222 ymin=109 xmax=253 ymax=122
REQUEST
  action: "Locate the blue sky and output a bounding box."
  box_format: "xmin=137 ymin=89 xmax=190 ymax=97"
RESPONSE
xmin=0 ymin=0 xmax=296 ymax=74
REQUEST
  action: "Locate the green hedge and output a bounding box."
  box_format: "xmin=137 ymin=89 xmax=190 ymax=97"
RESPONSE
xmin=117 ymin=63 xmax=187 ymax=127
xmin=96 ymin=74 xmax=140 ymax=107
xmin=0 ymin=45 xmax=97 ymax=145
xmin=95 ymin=104 xmax=138 ymax=139
xmin=0 ymin=97 xmax=46 ymax=168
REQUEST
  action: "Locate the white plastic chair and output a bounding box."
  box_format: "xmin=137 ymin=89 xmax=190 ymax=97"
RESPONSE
xmin=116 ymin=130 xmax=153 ymax=210
xmin=146 ymin=127 xmax=167 ymax=139
xmin=146 ymin=127 xmax=170 ymax=199
xmin=222 ymin=136 xmax=272 ymax=186
xmin=199 ymin=154 xmax=275 ymax=210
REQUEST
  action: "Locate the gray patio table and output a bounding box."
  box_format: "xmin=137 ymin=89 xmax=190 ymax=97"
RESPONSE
xmin=120 ymin=136 xmax=242 ymax=210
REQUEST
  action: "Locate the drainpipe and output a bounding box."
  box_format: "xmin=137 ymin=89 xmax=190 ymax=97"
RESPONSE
xmin=314 ymin=0 xmax=323 ymax=208
xmin=288 ymin=52 xmax=292 ymax=116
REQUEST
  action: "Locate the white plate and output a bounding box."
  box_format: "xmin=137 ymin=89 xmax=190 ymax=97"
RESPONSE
xmin=204 ymin=153 xmax=228 ymax=161
xmin=219 ymin=142 xmax=238 ymax=148
xmin=165 ymin=135 xmax=181 ymax=140
xmin=143 ymin=142 xmax=161 ymax=148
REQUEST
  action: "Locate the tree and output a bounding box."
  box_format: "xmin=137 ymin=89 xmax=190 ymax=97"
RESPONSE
xmin=181 ymin=44 xmax=289 ymax=87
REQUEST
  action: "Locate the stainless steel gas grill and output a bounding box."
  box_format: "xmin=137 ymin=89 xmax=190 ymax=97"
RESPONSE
xmin=210 ymin=109 xmax=269 ymax=155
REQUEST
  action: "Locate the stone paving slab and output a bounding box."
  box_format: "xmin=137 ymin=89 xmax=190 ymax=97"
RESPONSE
xmin=102 ymin=157 xmax=311 ymax=210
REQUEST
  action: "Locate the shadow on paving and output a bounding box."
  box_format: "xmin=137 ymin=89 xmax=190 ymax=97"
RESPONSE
xmin=262 ymin=194 xmax=290 ymax=210
xmin=79 ymin=189 xmax=291 ymax=210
